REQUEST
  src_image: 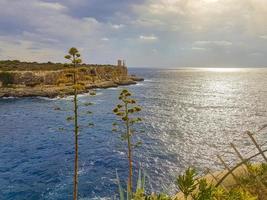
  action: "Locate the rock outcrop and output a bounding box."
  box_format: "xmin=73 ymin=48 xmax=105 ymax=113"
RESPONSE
xmin=0 ymin=64 xmax=144 ymax=98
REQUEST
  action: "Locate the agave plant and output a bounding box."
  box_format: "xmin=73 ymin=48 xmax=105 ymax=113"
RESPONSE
xmin=116 ymin=168 xmax=146 ymax=200
xmin=65 ymin=47 xmax=82 ymax=200
xmin=113 ymin=89 xmax=142 ymax=197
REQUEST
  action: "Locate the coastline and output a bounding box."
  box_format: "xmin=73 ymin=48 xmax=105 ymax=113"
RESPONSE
xmin=0 ymin=62 xmax=144 ymax=98
xmin=0 ymin=77 xmax=144 ymax=98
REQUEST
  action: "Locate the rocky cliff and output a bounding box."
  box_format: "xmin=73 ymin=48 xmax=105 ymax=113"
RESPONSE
xmin=0 ymin=62 xmax=143 ymax=98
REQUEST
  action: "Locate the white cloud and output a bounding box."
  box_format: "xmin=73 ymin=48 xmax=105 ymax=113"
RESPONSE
xmin=192 ymin=47 xmax=206 ymax=51
xmin=193 ymin=41 xmax=233 ymax=47
xmin=111 ymin=24 xmax=125 ymax=29
xmin=0 ymin=35 xmax=63 ymax=62
xmin=259 ymin=35 xmax=267 ymax=39
xmin=0 ymin=0 xmax=111 ymax=63
xmin=139 ymin=35 xmax=158 ymax=41
xmin=37 ymin=2 xmax=67 ymax=11
xmin=250 ymin=52 xmax=264 ymax=56
xmin=133 ymin=0 xmax=267 ymax=36
xmin=101 ymin=37 xmax=109 ymax=41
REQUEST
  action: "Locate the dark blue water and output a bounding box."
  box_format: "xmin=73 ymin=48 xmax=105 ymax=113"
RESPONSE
xmin=1 ymin=68 xmax=267 ymax=199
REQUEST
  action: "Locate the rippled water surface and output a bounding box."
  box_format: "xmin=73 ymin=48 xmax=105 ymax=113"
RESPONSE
xmin=1 ymin=68 xmax=267 ymax=199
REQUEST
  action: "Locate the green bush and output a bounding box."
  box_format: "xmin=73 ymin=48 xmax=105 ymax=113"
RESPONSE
xmin=0 ymin=72 xmax=14 ymax=86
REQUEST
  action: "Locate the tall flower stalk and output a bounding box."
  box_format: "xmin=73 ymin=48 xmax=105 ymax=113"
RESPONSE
xmin=113 ymin=89 xmax=142 ymax=196
xmin=65 ymin=47 xmax=82 ymax=200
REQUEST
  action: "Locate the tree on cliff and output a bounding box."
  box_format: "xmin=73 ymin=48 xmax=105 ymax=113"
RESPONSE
xmin=65 ymin=47 xmax=82 ymax=200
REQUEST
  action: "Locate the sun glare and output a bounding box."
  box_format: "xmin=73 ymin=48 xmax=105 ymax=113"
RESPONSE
xmin=202 ymin=68 xmax=242 ymax=72
xmin=203 ymin=0 xmax=219 ymax=3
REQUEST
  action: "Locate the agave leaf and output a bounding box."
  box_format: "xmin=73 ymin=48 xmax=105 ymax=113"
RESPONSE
xmin=141 ymin=170 xmax=146 ymax=190
xmin=127 ymin=182 xmax=131 ymax=200
xmin=116 ymin=170 xmax=124 ymax=200
xmin=137 ymin=168 xmax=142 ymax=190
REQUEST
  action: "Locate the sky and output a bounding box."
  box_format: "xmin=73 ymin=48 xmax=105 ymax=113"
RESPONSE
xmin=0 ymin=0 xmax=267 ymax=68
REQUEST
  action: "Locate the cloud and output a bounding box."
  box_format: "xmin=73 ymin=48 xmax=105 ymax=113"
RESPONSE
xmin=259 ymin=35 xmax=267 ymax=39
xmin=0 ymin=0 xmax=267 ymax=67
xmin=139 ymin=35 xmax=158 ymax=41
xmin=192 ymin=47 xmax=206 ymax=51
xmin=0 ymin=35 xmax=63 ymax=61
xmin=37 ymin=2 xmax=67 ymax=11
xmin=111 ymin=24 xmax=125 ymax=29
xmin=193 ymin=41 xmax=233 ymax=47
xmin=101 ymin=37 xmax=109 ymax=41
xmin=0 ymin=0 xmax=112 ymax=63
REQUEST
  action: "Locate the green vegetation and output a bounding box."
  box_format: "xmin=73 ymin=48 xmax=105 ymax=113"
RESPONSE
xmin=172 ymin=167 xmax=261 ymax=200
xmin=237 ymin=163 xmax=267 ymax=199
xmin=0 ymin=71 xmax=14 ymax=86
xmin=176 ymin=168 xmax=197 ymax=200
xmin=120 ymin=164 xmax=266 ymax=200
xmin=0 ymin=59 xmax=117 ymax=71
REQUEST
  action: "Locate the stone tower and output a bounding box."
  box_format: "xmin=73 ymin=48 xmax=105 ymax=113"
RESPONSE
xmin=117 ymin=59 xmax=122 ymax=67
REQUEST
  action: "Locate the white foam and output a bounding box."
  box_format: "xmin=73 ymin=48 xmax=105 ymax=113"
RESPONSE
xmin=2 ymin=96 xmax=18 ymax=99
xmin=107 ymin=87 xmax=119 ymax=90
xmin=135 ymin=82 xmax=144 ymax=86
xmin=37 ymin=96 xmax=61 ymax=101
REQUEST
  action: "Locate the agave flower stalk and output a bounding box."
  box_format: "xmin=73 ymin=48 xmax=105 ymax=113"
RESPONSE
xmin=113 ymin=89 xmax=142 ymax=196
xmin=65 ymin=47 xmax=82 ymax=200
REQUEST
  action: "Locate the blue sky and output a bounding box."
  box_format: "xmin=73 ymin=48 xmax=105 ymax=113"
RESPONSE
xmin=0 ymin=0 xmax=267 ymax=68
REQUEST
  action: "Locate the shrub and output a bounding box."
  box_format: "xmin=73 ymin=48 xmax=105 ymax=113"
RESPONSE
xmin=176 ymin=167 xmax=197 ymax=200
xmin=0 ymin=72 xmax=14 ymax=86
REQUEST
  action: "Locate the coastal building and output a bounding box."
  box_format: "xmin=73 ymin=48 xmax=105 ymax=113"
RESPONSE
xmin=117 ymin=59 xmax=122 ymax=67
xmin=117 ymin=59 xmax=126 ymax=67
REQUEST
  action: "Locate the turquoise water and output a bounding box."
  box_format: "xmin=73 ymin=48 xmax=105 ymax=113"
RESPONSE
xmin=1 ymin=68 xmax=267 ymax=199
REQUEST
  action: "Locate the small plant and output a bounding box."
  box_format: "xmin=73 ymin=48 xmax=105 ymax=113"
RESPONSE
xmin=116 ymin=168 xmax=146 ymax=200
xmin=116 ymin=168 xmax=172 ymax=200
xmin=174 ymin=167 xmax=260 ymax=200
xmin=226 ymin=188 xmax=257 ymax=200
xmin=193 ymin=179 xmax=215 ymax=200
xmin=176 ymin=167 xmax=197 ymax=200
xmin=237 ymin=163 xmax=267 ymax=199
xmin=113 ymin=89 xmax=142 ymax=197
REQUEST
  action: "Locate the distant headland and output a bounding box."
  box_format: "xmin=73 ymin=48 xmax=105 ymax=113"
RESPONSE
xmin=0 ymin=60 xmax=144 ymax=98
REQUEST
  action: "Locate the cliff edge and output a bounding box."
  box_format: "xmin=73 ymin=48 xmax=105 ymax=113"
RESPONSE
xmin=0 ymin=61 xmax=144 ymax=98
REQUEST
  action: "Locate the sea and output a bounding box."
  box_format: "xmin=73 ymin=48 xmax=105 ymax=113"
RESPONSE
xmin=0 ymin=68 xmax=267 ymax=199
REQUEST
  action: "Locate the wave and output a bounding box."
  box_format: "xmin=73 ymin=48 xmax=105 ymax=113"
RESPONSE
xmin=78 ymin=92 xmax=103 ymax=98
xmin=2 ymin=96 xmax=18 ymax=99
xmin=106 ymin=87 xmax=119 ymax=90
xmin=37 ymin=96 xmax=62 ymax=101
xmin=135 ymin=82 xmax=144 ymax=86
